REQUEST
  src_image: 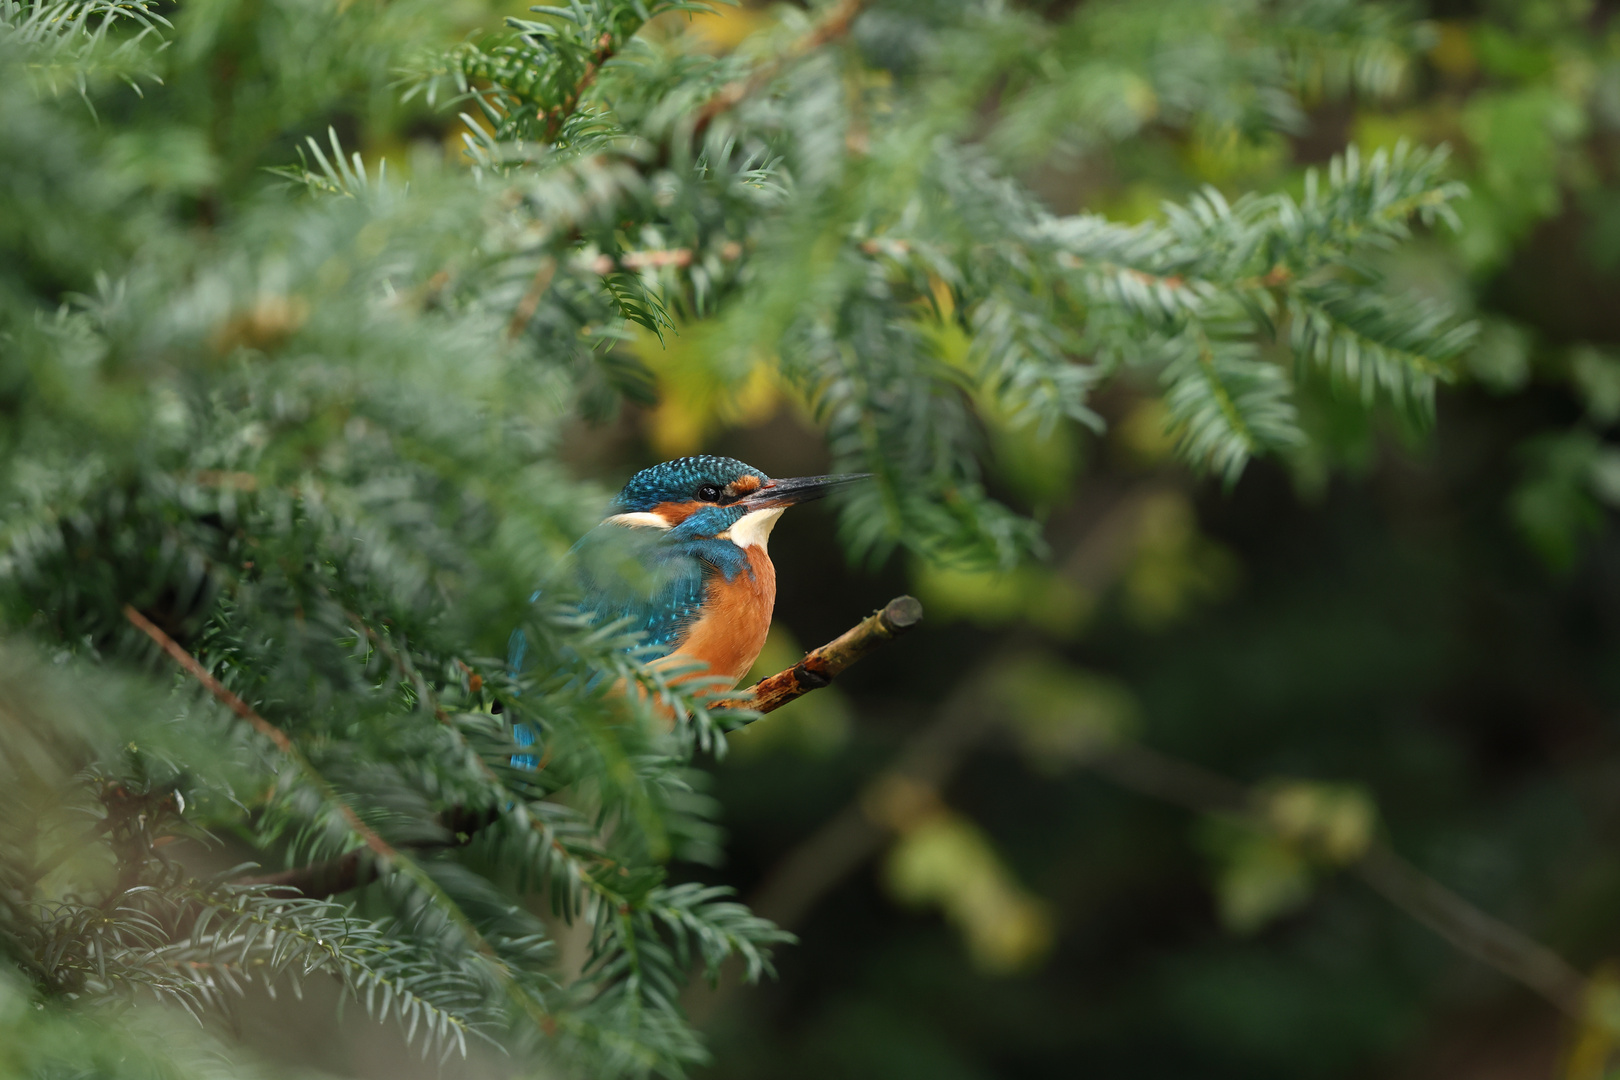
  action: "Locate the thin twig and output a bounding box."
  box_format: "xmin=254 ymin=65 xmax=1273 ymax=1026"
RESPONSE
xmin=506 ymin=257 xmax=557 ymax=340
xmin=123 ymin=605 xmax=394 ymax=863
xmin=727 ymin=595 xmax=923 ymax=716
xmin=1355 ymin=843 xmax=1588 ymax=1017
xmin=691 ymin=0 xmax=868 ymax=136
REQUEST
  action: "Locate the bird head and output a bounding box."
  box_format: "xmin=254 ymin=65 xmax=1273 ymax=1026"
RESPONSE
xmin=606 ymin=455 xmax=867 ymax=548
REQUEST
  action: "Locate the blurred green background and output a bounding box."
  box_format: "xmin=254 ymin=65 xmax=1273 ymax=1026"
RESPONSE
xmin=611 ymin=1 xmax=1620 ymax=1076
xmin=10 ymin=0 xmax=1620 ymax=1076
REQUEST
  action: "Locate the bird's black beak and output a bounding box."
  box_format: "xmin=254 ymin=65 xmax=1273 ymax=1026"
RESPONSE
xmin=742 ymin=473 xmax=870 ymax=509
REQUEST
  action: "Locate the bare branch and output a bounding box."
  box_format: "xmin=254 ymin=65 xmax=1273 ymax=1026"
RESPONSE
xmin=1355 ymin=843 xmax=1587 ymax=1017
xmin=728 ymin=595 xmax=923 ymax=717
xmin=236 ymin=849 xmax=372 ymax=896
xmin=732 ymin=701 xmax=1597 ymax=1025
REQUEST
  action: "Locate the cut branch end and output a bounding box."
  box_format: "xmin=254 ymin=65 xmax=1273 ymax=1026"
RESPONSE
xmin=727 ymin=594 xmax=923 ymax=718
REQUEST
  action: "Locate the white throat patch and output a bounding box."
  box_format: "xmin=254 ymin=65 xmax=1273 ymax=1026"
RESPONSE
xmin=720 ymin=507 xmax=785 ymax=551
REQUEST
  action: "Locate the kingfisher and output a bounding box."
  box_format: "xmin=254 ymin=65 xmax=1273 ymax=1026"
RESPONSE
xmin=508 ymin=456 xmax=866 ymax=738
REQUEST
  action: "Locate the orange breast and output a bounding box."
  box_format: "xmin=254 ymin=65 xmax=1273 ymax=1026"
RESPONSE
xmin=662 ymin=547 xmax=776 ymax=688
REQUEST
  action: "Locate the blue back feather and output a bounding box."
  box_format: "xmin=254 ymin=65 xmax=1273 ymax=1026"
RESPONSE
xmin=507 ymin=457 xmax=772 ymax=765
xmin=574 ymin=506 xmax=751 ymax=655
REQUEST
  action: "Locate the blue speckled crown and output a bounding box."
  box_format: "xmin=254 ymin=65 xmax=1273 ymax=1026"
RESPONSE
xmin=613 ymin=455 xmax=769 ymax=512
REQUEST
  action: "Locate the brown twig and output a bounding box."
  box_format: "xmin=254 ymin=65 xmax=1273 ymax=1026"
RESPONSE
xmin=727 ymin=595 xmax=923 ymax=717
xmin=541 ymin=31 xmax=617 ymax=144
xmin=506 ymin=257 xmax=558 ymax=340
xmin=123 ymin=605 xmax=397 ymax=865
xmin=691 ymin=0 xmax=868 ymax=137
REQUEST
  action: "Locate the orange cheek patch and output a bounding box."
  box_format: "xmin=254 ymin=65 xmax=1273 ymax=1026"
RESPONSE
xmin=652 ymin=501 xmax=702 ymax=524
xmin=729 ymin=475 xmax=763 ymax=496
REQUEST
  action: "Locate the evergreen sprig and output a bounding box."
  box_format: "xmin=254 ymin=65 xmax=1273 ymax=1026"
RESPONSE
xmin=1 ymin=0 xmax=1475 ymax=1075
xmin=1 ymin=0 xmax=169 ymax=103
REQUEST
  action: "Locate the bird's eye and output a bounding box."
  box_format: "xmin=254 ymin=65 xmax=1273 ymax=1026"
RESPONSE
xmin=695 ymin=484 xmax=723 ymax=502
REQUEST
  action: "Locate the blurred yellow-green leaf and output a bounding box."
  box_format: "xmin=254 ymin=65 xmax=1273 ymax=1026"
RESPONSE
xmin=884 ymin=810 xmax=1054 ymax=975
xmin=1261 ymin=780 xmax=1378 ymax=866
xmin=911 ymin=559 xmax=1093 ymax=636
xmin=1198 ymin=819 xmax=1316 ymax=935
xmin=1120 ymin=492 xmax=1238 ymax=629
xmin=630 ymin=321 xmax=780 ymax=456
xmin=987 ymin=654 xmax=1141 ymax=770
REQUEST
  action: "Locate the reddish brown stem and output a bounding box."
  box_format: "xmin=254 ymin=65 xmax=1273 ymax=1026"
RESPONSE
xmin=123 ymin=605 xmax=397 ymax=864
xmin=727 ymin=595 xmax=923 ymax=716
xmin=691 ymin=0 xmax=868 ymax=137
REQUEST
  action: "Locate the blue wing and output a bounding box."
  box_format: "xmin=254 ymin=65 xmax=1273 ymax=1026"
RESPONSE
xmin=573 ymin=525 xmax=709 ymax=659
xmin=505 ymin=523 xmax=747 ymax=767
xmin=507 ymin=526 xmax=704 ymax=674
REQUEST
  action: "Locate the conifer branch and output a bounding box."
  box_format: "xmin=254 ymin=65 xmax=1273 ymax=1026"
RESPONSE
xmin=541 ymin=30 xmax=616 ymax=144
xmin=228 ymin=599 xmax=922 ymax=900
xmin=122 ymin=605 xmax=397 ymax=864
xmin=124 ymin=608 xmax=564 ymax=1033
